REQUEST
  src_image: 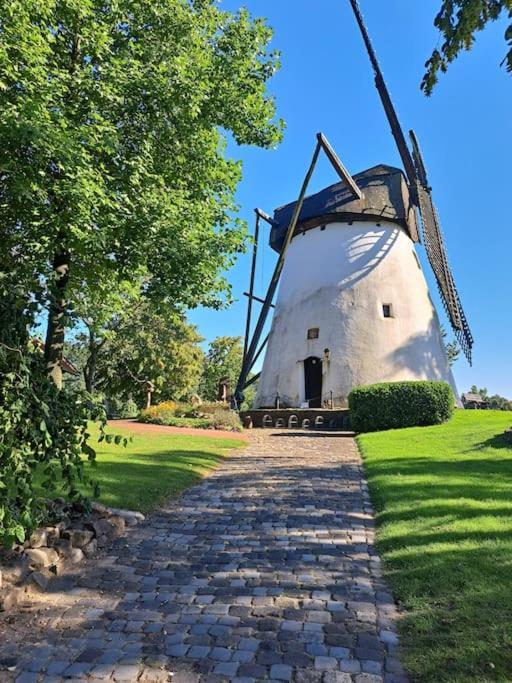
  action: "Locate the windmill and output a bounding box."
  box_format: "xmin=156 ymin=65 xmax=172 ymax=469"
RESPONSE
xmin=233 ymin=0 xmax=472 ymax=411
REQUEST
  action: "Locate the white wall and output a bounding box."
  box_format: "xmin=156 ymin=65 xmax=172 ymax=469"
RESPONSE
xmin=255 ymin=221 xmax=459 ymax=408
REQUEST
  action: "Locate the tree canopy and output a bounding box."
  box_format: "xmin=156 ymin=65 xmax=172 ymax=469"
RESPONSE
xmin=200 ymin=335 xmax=244 ymax=402
xmin=422 ymin=0 xmax=512 ymax=95
xmin=0 ymin=0 xmax=283 ymax=382
xmin=70 ymin=300 xmax=205 ymax=408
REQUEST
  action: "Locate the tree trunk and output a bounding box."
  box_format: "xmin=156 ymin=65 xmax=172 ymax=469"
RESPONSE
xmin=84 ymin=327 xmax=97 ymax=393
xmin=44 ymin=249 xmax=70 ymax=389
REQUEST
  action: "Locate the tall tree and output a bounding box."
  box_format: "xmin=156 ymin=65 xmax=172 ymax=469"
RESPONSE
xmin=422 ymin=0 xmax=512 ymax=95
xmin=93 ymin=303 xmax=204 ymax=408
xmin=0 ymin=0 xmax=283 ymax=385
xmin=200 ymin=335 xmax=244 ymax=401
xmin=68 ymin=279 xmax=143 ymax=393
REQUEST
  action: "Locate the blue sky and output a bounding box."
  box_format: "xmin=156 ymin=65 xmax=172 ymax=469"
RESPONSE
xmin=188 ymin=0 xmax=512 ymax=397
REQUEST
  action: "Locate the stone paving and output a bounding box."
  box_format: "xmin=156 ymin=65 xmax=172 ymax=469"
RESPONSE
xmin=0 ymin=430 xmax=408 ymax=683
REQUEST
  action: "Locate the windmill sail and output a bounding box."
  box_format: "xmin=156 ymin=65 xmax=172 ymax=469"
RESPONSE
xmin=348 ymin=0 xmax=418 ymax=208
xmin=348 ymin=0 xmax=473 ymax=364
xmin=410 ymin=131 xmax=473 ymax=363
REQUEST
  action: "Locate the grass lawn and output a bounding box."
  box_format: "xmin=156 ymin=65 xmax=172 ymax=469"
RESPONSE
xmin=358 ymin=410 xmax=512 ymax=683
xmin=38 ymin=423 xmax=244 ymax=514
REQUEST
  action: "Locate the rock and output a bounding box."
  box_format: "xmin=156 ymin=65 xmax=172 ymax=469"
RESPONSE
xmin=24 ymin=547 xmax=59 ymax=569
xmin=62 ymin=528 xmax=94 ymax=549
xmin=54 ymin=545 xmax=84 ymax=565
xmin=29 ymin=569 xmax=53 ymax=591
xmin=91 ymin=501 xmax=145 ymax=523
xmin=4 ymin=555 xmax=31 ymax=583
xmin=109 ymin=515 xmax=126 ymax=532
xmin=90 ymin=501 xmax=110 ymax=516
xmin=0 ymin=570 xmax=2 ymax=589
xmin=83 ymin=539 xmax=98 ymax=558
xmin=29 ymin=529 xmax=48 ymax=548
xmin=96 ymin=534 xmax=109 ymax=548
xmin=0 ymin=655 xmax=17 ymax=671
xmin=69 ymin=547 xmax=84 ymax=564
xmin=45 ymin=526 xmax=61 ymax=545
xmin=91 ymin=518 xmax=119 ymax=538
xmin=54 ymin=538 xmax=72 ymax=557
xmin=124 ymin=515 xmax=140 ymax=527
xmin=0 ymin=586 xmax=26 ymax=611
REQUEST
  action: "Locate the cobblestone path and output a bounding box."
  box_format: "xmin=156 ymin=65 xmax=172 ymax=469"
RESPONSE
xmin=0 ymin=430 xmax=408 ymax=683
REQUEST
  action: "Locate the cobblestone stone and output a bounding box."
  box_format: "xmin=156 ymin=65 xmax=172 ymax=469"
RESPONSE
xmin=0 ymin=429 xmax=406 ymax=682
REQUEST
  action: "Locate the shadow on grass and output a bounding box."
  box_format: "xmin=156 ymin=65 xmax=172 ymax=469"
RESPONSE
xmin=361 ymin=429 xmax=512 ymax=681
xmin=35 ymin=447 xmax=230 ymax=515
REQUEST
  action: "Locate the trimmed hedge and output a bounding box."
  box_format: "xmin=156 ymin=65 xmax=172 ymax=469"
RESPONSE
xmin=348 ymin=380 xmax=454 ymax=432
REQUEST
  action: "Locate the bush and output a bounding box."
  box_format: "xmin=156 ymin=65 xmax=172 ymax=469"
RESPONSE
xmin=348 ymin=380 xmax=454 ymax=433
xmin=155 ymin=416 xmax=215 ymax=429
xmin=195 ymin=402 xmax=230 ymax=415
xmin=106 ymin=395 xmax=139 ymax=419
xmin=139 ymin=401 xmax=242 ymax=431
xmin=210 ymin=408 xmax=242 ymax=431
xmin=0 ymin=290 xmax=107 ymax=547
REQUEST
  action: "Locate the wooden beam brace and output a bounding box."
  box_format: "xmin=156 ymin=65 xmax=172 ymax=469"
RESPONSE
xmin=248 ymin=333 xmax=270 ymax=374
xmin=243 ymin=292 xmax=275 ymax=308
xmin=317 ymin=132 xmax=363 ymax=200
xmin=244 ymin=372 xmax=261 ymax=390
xmin=242 ymin=211 xmax=260 ymax=363
xmin=255 ymin=208 xmax=277 ymax=226
xmin=234 ymin=137 xmax=323 ymax=405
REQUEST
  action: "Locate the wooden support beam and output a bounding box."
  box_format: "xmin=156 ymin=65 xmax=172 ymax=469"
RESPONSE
xmin=244 ymin=372 xmax=261 ymax=390
xmin=243 ymin=292 xmax=275 ymax=308
xmin=248 ymin=333 xmax=270 ymax=374
xmin=255 ymin=208 xmax=277 ymax=226
xmin=316 ymin=132 xmax=363 ymax=200
xmin=234 ymin=137 xmax=323 ymax=406
xmin=242 ymin=211 xmax=260 ymax=363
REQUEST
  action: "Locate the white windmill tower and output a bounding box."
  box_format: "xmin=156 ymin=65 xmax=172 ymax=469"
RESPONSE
xmin=234 ymin=0 xmax=472 ymax=414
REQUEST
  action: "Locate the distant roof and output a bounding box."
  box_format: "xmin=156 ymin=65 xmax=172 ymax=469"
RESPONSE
xmin=269 ymin=164 xmax=419 ymax=253
xmin=463 ymin=393 xmax=486 ymax=403
xmin=33 ymin=338 xmax=80 ymax=376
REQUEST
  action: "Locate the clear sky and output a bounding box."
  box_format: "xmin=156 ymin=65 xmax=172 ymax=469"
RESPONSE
xmin=188 ymin=0 xmax=512 ymax=398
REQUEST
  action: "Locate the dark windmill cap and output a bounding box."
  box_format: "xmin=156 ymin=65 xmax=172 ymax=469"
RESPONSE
xmin=269 ymin=164 xmax=418 ymax=253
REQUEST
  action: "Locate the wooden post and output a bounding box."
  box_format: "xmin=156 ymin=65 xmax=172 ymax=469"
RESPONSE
xmin=243 ymin=211 xmax=260 ymax=364
xmin=234 ymin=138 xmax=323 ymax=404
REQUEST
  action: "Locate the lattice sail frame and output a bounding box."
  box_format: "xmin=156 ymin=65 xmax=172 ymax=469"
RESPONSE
xmin=348 ymin=0 xmax=474 ymax=366
xmin=410 ymin=132 xmax=473 ymax=364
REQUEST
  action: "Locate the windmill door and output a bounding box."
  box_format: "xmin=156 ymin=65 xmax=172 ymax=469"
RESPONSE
xmin=304 ymin=356 xmax=322 ymax=408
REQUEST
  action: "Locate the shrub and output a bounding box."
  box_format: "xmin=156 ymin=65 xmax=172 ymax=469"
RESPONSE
xmin=0 ymin=291 xmax=107 ymax=548
xmin=210 ymin=408 xmax=242 ymax=432
xmin=106 ymin=396 xmax=139 ymax=419
xmin=348 ymin=380 xmax=454 ymax=433
xmin=156 ymin=416 xmax=215 ymax=429
xmin=139 ymin=401 xmax=242 ymax=431
xmin=196 ymin=402 xmax=230 ymax=415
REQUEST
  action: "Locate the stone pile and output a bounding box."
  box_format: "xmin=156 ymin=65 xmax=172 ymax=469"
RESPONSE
xmin=0 ymin=499 xmax=144 ymax=611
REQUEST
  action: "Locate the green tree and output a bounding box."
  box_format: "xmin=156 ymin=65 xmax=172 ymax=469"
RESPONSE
xmin=68 ymin=279 xmax=144 ymax=393
xmin=94 ymin=303 xmax=204 ymax=408
xmin=470 ymin=384 xmax=489 ymax=399
xmin=0 ymin=0 xmax=283 ymax=386
xmin=200 ymin=336 xmax=244 ymax=402
xmin=422 ymin=0 xmax=512 ymax=95
xmin=441 ymin=324 xmax=461 ymax=366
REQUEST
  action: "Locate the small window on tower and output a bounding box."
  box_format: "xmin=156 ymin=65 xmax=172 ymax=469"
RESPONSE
xmin=382 ymin=304 xmax=393 ymax=318
xmin=307 ymin=327 xmax=319 ymax=340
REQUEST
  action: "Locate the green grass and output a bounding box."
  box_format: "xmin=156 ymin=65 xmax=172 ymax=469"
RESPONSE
xmin=358 ymin=410 xmax=512 ymax=682
xmin=37 ymin=423 xmax=244 ymax=514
